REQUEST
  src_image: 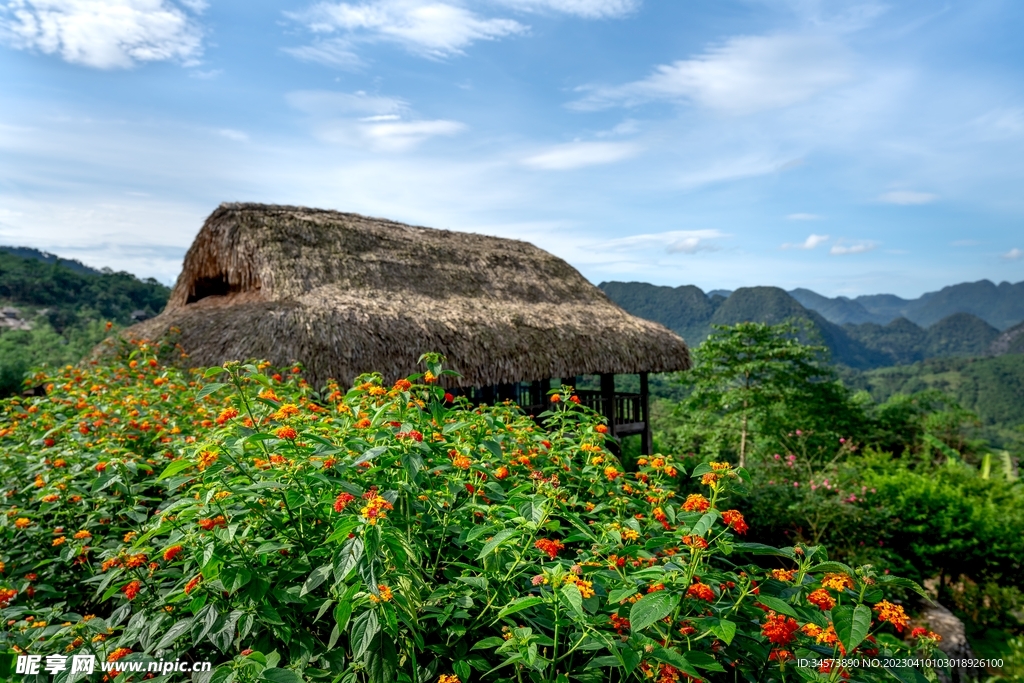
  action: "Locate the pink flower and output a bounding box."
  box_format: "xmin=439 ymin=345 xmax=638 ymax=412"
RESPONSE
xmin=795 ymin=430 xmax=802 ymax=436
xmin=531 ymin=575 xmax=545 ymax=586
xmin=774 ymin=454 xmax=780 ymax=460
xmin=793 ymin=482 xmax=799 ymax=487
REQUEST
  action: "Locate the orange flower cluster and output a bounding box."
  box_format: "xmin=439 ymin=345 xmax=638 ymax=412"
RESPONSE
xmin=107 ymin=648 xmax=132 ymax=663
xmin=604 ymin=466 xmax=621 ymax=481
xmin=393 ymin=379 xmax=412 ymax=391
xmin=807 ymin=588 xmax=836 ymax=611
xmin=121 ymin=580 xmax=141 ymax=600
xmin=437 ymin=675 xmax=459 ymax=683
xmin=333 ymin=492 xmax=356 ymax=512
xmin=534 ymin=538 xmax=565 ymax=559
xmin=360 ymin=496 xmax=394 ymax=525
xmin=184 ymin=574 xmax=202 ymax=595
xmin=494 ymin=466 xmax=509 ymax=480
xmin=563 ymin=573 xmax=595 ymax=598
xmin=369 ymin=585 xmax=394 ymax=603
xmin=721 ymin=510 xmax=748 ymax=534
xmin=273 ymin=426 xmax=298 ymax=440
xmin=761 ymin=611 xmax=800 ymax=645
xmin=609 ymin=614 xmax=630 ymax=634
xmin=910 ymin=627 xmax=942 ymax=641
xmin=215 ymin=407 xmax=238 ymax=425
xmin=821 ymin=573 xmax=854 ymax=591
xmin=682 ymin=535 xmax=708 ymax=550
xmin=198 ymin=515 xmax=227 ymax=531
xmin=0 ymin=588 xmax=16 ymax=607
xmin=163 ymin=545 xmax=184 ymax=561
xmin=686 ymin=582 xmax=715 ymax=602
xmin=873 ymin=600 xmax=909 ymax=632
xmin=197 ymin=450 xmax=218 ymax=471
xmin=682 ymin=494 xmax=710 ymax=513
xmin=770 ymin=569 xmax=796 ymax=581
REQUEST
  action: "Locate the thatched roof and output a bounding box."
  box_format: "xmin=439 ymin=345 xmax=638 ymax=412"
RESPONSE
xmin=124 ymin=203 xmax=691 ymax=388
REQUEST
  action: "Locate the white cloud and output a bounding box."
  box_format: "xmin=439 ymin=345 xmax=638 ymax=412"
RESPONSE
xmin=782 ymin=233 xmax=829 ymax=249
xmin=596 ymin=229 xmax=729 ymax=254
xmin=972 ymin=107 xmax=1024 ymax=140
xmin=786 ymin=212 xmax=821 ymax=220
xmin=522 ymin=141 xmax=640 ymax=170
xmin=495 ymin=0 xmax=638 ymax=18
xmin=1004 ymin=248 xmax=1022 ymax=260
xmin=830 ymin=240 xmax=877 ymax=255
xmin=287 ymin=89 xmax=464 ymax=151
xmin=0 ymin=0 xmax=204 ymax=69
xmin=217 ymin=129 xmax=248 ymax=142
xmin=570 ymin=33 xmax=851 ymax=114
xmin=877 ymin=190 xmax=937 ymax=205
xmin=286 ymin=0 xmax=525 ymax=60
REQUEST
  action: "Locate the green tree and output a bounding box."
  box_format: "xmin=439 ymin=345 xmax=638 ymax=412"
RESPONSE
xmin=674 ymin=321 xmax=860 ymax=466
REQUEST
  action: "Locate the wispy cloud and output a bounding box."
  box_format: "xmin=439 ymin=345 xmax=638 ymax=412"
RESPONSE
xmin=0 ymin=0 xmax=205 ymax=69
xmin=285 ymin=0 xmax=525 ymax=62
xmin=217 ymin=129 xmax=248 ymax=142
xmin=496 ymin=0 xmax=639 ymax=18
xmin=877 ymin=190 xmax=937 ymax=205
xmin=786 ymin=212 xmax=821 ymax=220
xmin=1004 ymin=247 xmax=1023 ymax=260
xmin=595 ymin=229 xmax=729 ymax=254
xmin=570 ymin=33 xmax=852 ymax=114
xmin=522 ymin=141 xmax=640 ymax=170
xmin=782 ymin=233 xmax=829 ymax=249
xmin=830 ymin=240 xmax=878 ymax=255
xmin=287 ymin=89 xmax=464 ymax=151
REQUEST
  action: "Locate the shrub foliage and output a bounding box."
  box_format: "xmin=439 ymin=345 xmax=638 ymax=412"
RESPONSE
xmin=1 ymin=342 xmax=940 ymax=682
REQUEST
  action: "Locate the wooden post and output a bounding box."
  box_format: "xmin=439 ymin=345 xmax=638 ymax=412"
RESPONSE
xmin=600 ymin=373 xmax=616 ymax=435
xmin=640 ymin=372 xmax=652 ymax=455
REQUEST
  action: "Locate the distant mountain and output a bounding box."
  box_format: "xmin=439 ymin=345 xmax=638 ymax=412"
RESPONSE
xmin=991 ymin=321 xmax=1024 ymax=356
xmin=0 ymin=246 xmax=102 ymax=276
xmin=600 ymin=281 xmax=1015 ymax=370
xmin=792 ymin=280 xmax=1024 ymax=331
xmin=789 ymin=288 xmax=883 ymax=325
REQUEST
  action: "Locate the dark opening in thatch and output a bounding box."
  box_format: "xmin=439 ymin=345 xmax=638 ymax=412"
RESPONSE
xmin=124 ymin=203 xmax=691 ymax=388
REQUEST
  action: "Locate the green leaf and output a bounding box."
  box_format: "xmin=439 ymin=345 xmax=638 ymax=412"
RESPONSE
xmin=629 ymin=591 xmax=679 ymax=632
xmin=833 ymin=604 xmax=871 ymax=653
xmin=351 ymin=610 xmax=380 ymax=660
xmin=472 ymin=636 xmax=505 ymax=650
xmin=301 ymin=564 xmax=332 ymax=597
xmin=755 ymin=595 xmax=799 ymax=618
xmin=158 ymin=458 xmax=193 ymax=480
xmin=690 ymin=511 xmax=718 ymax=538
xmin=650 ymin=648 xmax=702 ymax=681
xmin=732 ymin=542 xmax=796 ymax=558
xmin=455 ymin=576 xmax=488 ymax=590
xmin=155 ymin=618 xmax=193 ymax=650
xmin=690 ymin=463 xmax=713 ymax=478
xmin=685 ymin=652 xmax=725 ymax=672
xmin=518 ymin=498 xmax=545 ymax=524
xmin=196 ymin=383 xmax=228 ymax=400
xmin=260 ymin=670 xmax=303 ymax=683
xmin=710 ymin=618 xmax=736 ymax=645
xmin=607 ymin=586 xmax=639 ymax=605
xmin=477 ymin=528 xmax=518 ymax=559
xmin=496 ymin=596 xmax=544 ymax=620
xmin=481 ymin=439 xmax=503 ymax=460
xmin=559 ymin=583 xmax=584 ymax=619
xmin=810 ymin=561 xmax=855 ymax=576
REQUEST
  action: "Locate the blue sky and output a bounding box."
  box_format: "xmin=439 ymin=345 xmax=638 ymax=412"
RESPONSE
xmin=1 ymin=0 xmax=1022 ymax=297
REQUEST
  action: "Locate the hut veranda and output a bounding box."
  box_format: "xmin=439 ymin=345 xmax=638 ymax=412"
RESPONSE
xmin=126 ymin=203 xmax=691 ymax=454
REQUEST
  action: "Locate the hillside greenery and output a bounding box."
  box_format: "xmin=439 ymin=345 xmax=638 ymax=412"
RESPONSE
xmin=0 ymin=249 xmax=170 ymax=397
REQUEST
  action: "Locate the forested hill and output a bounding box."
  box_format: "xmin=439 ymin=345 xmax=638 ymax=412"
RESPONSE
xmin=0 ymin=248 xmax=171 ymax=396
xmin=600 ymin=281 xmax=1020 ymax=369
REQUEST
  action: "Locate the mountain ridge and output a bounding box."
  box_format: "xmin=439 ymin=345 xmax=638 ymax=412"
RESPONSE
xmin=600 ymin=281 xmax=1023 ymax=369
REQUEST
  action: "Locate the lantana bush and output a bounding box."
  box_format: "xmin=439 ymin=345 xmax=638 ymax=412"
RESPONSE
xmin=1 ymin=342 xmax=941 ymax=682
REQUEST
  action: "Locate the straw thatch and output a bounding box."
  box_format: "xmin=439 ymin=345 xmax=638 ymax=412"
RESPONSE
xmin=124 ymin=203 xmax=691 ymax=388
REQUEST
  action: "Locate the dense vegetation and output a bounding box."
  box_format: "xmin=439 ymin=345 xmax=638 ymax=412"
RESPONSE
xmin=650 ymin=323 xmax=1023 ymax=669
xmin=0 ymin=249 xmax=170 ymax=398
xmin=1 ymin=344 xmax=945 ymax=683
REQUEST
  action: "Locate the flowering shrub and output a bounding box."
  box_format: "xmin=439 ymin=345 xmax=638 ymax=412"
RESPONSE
xmin=1 ymin=344 xmax=938 ymax=682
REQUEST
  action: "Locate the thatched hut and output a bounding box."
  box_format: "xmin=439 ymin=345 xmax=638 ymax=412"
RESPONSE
xmin=125 ymin=203 xmax=691 ymax=453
